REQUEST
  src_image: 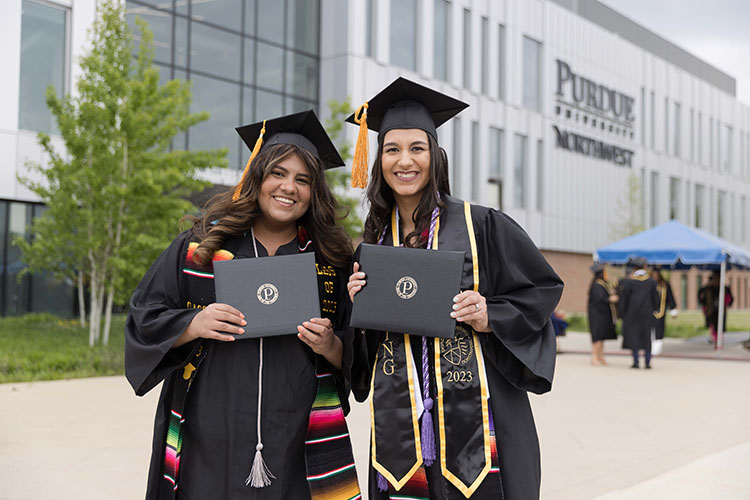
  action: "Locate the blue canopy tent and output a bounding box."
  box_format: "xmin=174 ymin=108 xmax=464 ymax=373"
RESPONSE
xmin=594 ymin=220 xmax=750 ymax=355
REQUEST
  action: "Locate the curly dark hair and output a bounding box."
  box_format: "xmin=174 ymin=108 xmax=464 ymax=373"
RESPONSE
xmin=362 ymin=133 xmax=451 ymax=247
xmin=186 ymin=143 xmax=352 ymax=268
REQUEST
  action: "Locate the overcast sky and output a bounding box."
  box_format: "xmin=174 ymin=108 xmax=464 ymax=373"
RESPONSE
xmin=599 ymin=0 xmax=750 ymax=106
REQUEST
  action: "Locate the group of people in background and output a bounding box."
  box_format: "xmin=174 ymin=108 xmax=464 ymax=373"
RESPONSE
xmin=587 ymin=258 xmax=734 ymax=369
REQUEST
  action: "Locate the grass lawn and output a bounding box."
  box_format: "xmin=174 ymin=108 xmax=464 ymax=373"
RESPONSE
xmin=0 ymin=313 xmax=126 ymax=384
xmin=565 ymin=309 xmax=750 ymax=338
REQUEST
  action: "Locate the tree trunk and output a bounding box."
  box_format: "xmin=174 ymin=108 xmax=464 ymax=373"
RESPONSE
xmin=103 ymin=140 xmax=128 ymax=347
xmin=88 ymin=263 xmax=99 ymax=347
xmin=103 ymin=282 xmax=115 ymax=346
xmin=78 ymin=269 xmax=86 ymax=327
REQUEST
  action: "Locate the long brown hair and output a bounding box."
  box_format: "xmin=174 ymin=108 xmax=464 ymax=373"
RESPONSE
xmin=187 ymin=144 xmax=352 ymax=268
xmin=362 ymin=133 xmax=451 ymax=247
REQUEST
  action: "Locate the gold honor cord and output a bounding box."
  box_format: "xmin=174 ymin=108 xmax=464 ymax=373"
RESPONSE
xmin=434 ymin=201 xmax=492 ymax=497
xmin=653 ymin=283 xmax=667 ymax=319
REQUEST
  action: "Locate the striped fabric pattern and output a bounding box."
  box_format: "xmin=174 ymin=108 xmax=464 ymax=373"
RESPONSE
xmin=163 ymin=409 xmax=184 ymax=491
xmin=182 ymin=243 xmax=234 ymax=279
xmin=306 ymin=373 xmax=362 ymax=500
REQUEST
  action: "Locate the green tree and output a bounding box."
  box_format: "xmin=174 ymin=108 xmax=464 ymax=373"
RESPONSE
xmin=324 ymin=97 xmax=364 ymax=239
xmin=609 ymin=172 xmax=645 ymax=240
xmin=17 ymin=0 xmax=225 ymax=346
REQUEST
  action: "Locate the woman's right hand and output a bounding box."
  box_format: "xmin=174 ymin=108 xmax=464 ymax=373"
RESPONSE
xmin=174 ymin=303 xmax=246 ymax=347
xmin=347 ymin=262 xmax=367 ymax=303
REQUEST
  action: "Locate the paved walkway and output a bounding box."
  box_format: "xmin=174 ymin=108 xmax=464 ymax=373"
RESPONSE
xmin=1 ymin=332 xmax=748 ymax=499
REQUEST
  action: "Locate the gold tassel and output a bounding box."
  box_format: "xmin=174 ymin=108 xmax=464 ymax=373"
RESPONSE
xmin=351 ymin=103 xmax=369 ymax=189
xmin=233 ymin=120 xmax=266 ymax=201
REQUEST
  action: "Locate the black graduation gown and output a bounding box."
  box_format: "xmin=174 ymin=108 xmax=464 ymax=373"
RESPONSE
xmin=697 ymin=284 xmax=733 ymax=330
xmin=125 ymin=230 xmax=352 ymax=500
xmin=617 ymin=274 xmax=658 ymax=351
xmin=587 ymin=281 xmax=617 ymax=342
xmin=352 ymin=198 xmax=564 ymax=500
xmin=653 ymin=282 xmax=677 ymax=340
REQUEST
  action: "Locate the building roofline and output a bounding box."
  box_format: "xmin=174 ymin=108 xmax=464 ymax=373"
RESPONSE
xmin=549 ymin=0 xmax=736 ymax=96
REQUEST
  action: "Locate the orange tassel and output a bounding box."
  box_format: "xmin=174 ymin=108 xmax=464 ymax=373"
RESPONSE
xmin=351 ymin=103 xmax=369 ymax=189
xmin=233 ymin=120 xmax=266 ymax=201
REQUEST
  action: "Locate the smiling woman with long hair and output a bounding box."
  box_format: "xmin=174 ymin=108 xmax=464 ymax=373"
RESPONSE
xmin=346 ymin=78 xmax=563 ymax=500
xmin=125 ymin=111 xmax=360 ymax=500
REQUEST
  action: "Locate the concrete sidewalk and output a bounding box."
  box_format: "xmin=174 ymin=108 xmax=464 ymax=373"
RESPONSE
xmin=1 ymin=333 xmax=749 ymax=499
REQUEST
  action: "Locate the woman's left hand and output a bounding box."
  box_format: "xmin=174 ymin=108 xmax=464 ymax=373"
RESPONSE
xmin=297 ymin=317 xmax=343 ymax=369
xmin=451 ymin=291 xmax=492 ymax=333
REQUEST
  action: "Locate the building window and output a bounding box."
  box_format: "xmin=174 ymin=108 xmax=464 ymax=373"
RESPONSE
xmin=650 ymin=171 xmax=659 ymax=227
xmin=522 ymin=36 xmax=542 ymax=111
xmin=433 ymin=0 xmax=450 ymax=80
xmin=721 ymin=124 xmax=733 ymax=171
xmin=452 ymin=117 xmax=462 ymax=196
xmin=478 ymin=17 xmax=489 ymax=94
xmin=650 ymin=91 xmax=655 ymax=149
xmin=742 ymin=196 xmax=747 ymax=241
xmin=497 ymin=24 xmax=505 ymax=100
xmin=673 ymin=102 xmax=681 ymax=157
xmin=390 ymin=0 xmax=417 ymax=71
xmin=488 ymin=127 xmax=504 ymax=209
xmin=471 ymin=121 xmax=480 ymax=201
xmin=669 ymin=177 xmax=681 ymax=221
xmin=514 ymin=134 xmax=527 ymax=208
xmin=535 ymin=139 xmax=544 ymax=212
xmin=366 ymin=0 xmax=377 ymax=57
xmin=462 ymin=8 xmax=471 ymax=88
xmin=695 ymin=184 xmax=704 ymax=228
xmin=709 ymin=118 xmax=714 ymax=168
xmin=18 ymin=0 xmax=68 ymax=134
xmin=717 ymin=191 xmax=726 ymax=238
xmin=698 ymin=112 xmax=703 ymax=165
xmin=126 ymin=0 xmax=321 ymax=170
xmin=664 ymin=97 xmax=669 ymax=155
xmin=680 ymin=274 xmax=688 ymax=309
xmin=640 ymin=87 xmax=646 ymax=146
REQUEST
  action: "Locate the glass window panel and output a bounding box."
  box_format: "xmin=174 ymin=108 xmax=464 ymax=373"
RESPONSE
xmin=286 ymin=97 xmax=316 ymax=115
xmin=471 ymin=121 xmax=480 ymax=201
xmin=717 ymin=191 xmax=726 ymax=237
xmin=366 ymin=0 xmax=377 ymax=58
xmin=452 ymin=118 xmax=462 ymax=196
xmin=497 ymin=24 xmax=505 ymax=100
xmin=18 ymin=0 xmax=67 ymax=134
xmin=189 ymin=74 xmax=241 ymax=169
xmin=287 ymin=0 xmax=319 ymax=54
xmin=190 ymin=22 xmax=241 ymax=81
xmin=136 ymin=0 xmax=173 ymax=10
xmin=176 ymin=0 xmax=188 ymax=15
xmin=462 ymin=9 xmax=471 ymax=88
xmin=243 ymin=38 xmax=255 ymax=85
xmin=126 ymin=2 xmax=172 ymax=64
xmin=669 ymin=177 xmax=680 ymax=220
xmin=173 ymin=69 xmax=188 ymax=150
xmin=175 ymin=15 xmax=188 ymax=68
xmin=257 ymin=0 xmax=285 ymax=44
xmin=191 ymin=0 xmax=241 ymax=31
xmin=286 ymin=51 xmax=318 ymax=101
xmin=513 ymin=134 xmax=527 ymax=208
xmin=722 ymin=124 xmax=733 ymax=171
xmin=536 ymin=139 xmax=543 ymax=212
xmin=650 ymin=171 xmax=659 ymax=227
xmin=522 ymin=36 xmax=541 ymax=111
xmin=29 ymin=202 xmax=74 ymax=314
xmin=245 ymin=0 xmax=256 ymax=35
xmin=481 ymin=17 xmax=488 ymax=94
xmin=4 ymin=203 xmax=32 ymax=316
xmin=390 ymin=0 xmax=417 ymax=71
xmin=255 ymin=88 xmax=284 ymax=125
xmin=256 ymin=41 xmax=285 ymax=90
xmin=433 ymin=0 xmax=449 ymax=81
xmin=242 ymin=86 xmax=255 ymax=124
xmin=674 ymin=102 xmax=681 ymax=157
xmin=488 ymin=127 xmax=504 ymax=209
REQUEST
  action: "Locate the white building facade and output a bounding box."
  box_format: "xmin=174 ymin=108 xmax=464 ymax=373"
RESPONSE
xmin=2 ymin=0 xmax=750 ymax=313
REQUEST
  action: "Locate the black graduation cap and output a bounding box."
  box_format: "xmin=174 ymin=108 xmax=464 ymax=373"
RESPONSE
xmin=345 ymin=77 xmax=468 ymax=188
xmin=236 ymin=110 xmax=344 ymax=169
xmin=232 ymin=110 xmax=344 ymax=200
xmin=627 ymin=256 xmax=648 ymax=268
xmin=590 ymin=263 xmax=605 ymax=273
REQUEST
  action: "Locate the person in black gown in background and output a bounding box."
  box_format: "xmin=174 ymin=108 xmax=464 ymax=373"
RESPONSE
xmin=650 ymin=268 xmax=677 ymax=355
xmin=587 ymin=263 xmax=618 ymax=366
xmin=125 ymin=111 xmax=361 ymax=500
xmin=346 ymin=78 xmax=563 ymax=500
xmin=698 ymin=271 xmax=733 ymax=345
xmin=618 ymin=257 xmax=659 ymax=369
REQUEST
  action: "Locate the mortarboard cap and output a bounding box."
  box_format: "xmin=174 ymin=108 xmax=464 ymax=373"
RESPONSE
xmin=627 ymin=256 xmax=648 ymax=268
xmin=590 ymin=263 xmax=605 ymax=273
xmin=345 ymin=77 xmax=468 ymax=188
xmin=232 ymin=110 xmax=344 ymax=200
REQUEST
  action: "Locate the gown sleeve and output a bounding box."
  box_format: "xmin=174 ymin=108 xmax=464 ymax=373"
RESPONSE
xmin=666 ymin=283 xmax=677 ymax=310
xmin=475 ymin=209 xmax=564 ymax=395
xmin=125 ymin=231 xmax=202 ymax=396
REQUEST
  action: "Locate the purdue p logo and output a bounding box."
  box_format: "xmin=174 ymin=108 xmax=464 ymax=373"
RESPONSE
xmin=395 ymin=276 xmax=418 ymax=299
xmin=257 ymin=283 xmax=279 ymax=305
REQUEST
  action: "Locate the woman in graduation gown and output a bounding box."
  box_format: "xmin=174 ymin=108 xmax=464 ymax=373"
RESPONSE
xmin=346 ymin=78 xmax=564 ymax=500
xmin=651 ymin=269 xmax=677 ymax=353
xmin=587 ymin=264 xmax=618 ymax=365
xmin=125 ymin=111 xmax=361 ymax=500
